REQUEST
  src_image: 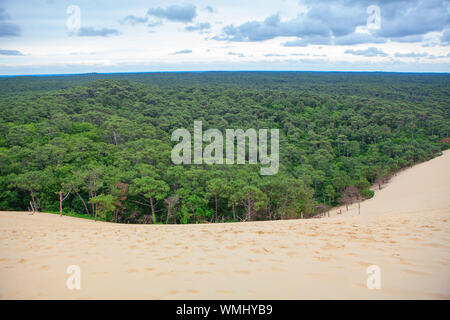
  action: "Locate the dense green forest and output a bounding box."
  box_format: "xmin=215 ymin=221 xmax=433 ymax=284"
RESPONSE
xmin=0 ymin=72 xmax=448 ymax=223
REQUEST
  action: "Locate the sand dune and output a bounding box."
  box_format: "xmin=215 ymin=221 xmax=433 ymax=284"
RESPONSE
xmin=1 ymin=150 xmax=449 ymax=299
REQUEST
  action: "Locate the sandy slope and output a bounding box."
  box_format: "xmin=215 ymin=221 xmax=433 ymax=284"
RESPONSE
xmin=1 ymin=151 xmax=449 ymax=299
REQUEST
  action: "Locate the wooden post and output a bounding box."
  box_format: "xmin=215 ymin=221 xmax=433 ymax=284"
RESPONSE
xmin=29 ymin=201 xmax=35 ymax=214
xmin=60 ymin=191 xmax=62 ymax=216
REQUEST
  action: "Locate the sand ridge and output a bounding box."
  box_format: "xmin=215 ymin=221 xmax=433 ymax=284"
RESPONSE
xmin=0 ymin=150 xmax=449 ymax=299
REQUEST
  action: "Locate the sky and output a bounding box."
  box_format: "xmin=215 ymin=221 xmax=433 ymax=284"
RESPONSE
xmin=0 ymin=0 xmax=449 ymax=75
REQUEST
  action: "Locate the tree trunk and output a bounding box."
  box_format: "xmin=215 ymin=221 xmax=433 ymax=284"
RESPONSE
xmin=150 ymin=197 xmax=156 ymax=224
xmin=94 ymin=191 xmax=97 ymax=219
xmin=246 ymin=197 xmax=252 ymax=221
xmin=232 ymin=202 xmax=236 ymax=220
xmin=89 ymin=190 xmax=94 ymax=216
xmin=30 ymin=193 xmax=38 ymax=212
xmin=75 ymin=191 xmax=90 ymax=216
xmin=166 ymin=205 xmax=171 ymax=224
xmin=59 ymin=191 xmax=62 ymax=216
xmin=314 ymin=180 xmax=317 ymax=198
xmin=214 ymin=195 xmax=218 ymax=222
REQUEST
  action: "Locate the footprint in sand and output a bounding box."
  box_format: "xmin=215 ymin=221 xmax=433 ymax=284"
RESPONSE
xmin=306 ymin=272 xmax=328 ymax=278
xmin=216 ymin=290 xmax=233 ymax=294
xmin=194 ymin=271 xmax=211 ymax=275
xmin=315 ymin=256 xmax=332 ymax=262
xmin=235 ymin=270 xmax=250 ymax=275
xmin=423 ymin=242 xmax=447 ymax=248
xmin=403 ymin=269 xmax=431 ymax=276
xmin=168 ymin=290 xmax=180 ymax=295
xmin=187 ymin=289 xmax=199 ymax=294
xmin=93 ymin=271 xmax=111 ymax=275
xmin=356 ymin=261 xmax=373 ymax=267
xmin=271 ymin=267 xmax=286 ymax=272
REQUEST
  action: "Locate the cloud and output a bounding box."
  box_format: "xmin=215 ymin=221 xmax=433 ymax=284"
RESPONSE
xmin=0 ymin=8 xmax=9 ymax=21
xmin=171 ymin=49 xmax=192 ymax=55
xmin=76 ymin=26 xmax=120 ymax=37
xmin=204 ymin=6 xmax=214 ymax=14
xmin=333 ymin=32 xmax=386 ymax=45
xmin=428 ymin=54 xmax=449 ymax=59
xmin=0 ymin=49 xmax=23 ymax=56
xmin=283 ymin=32 xmax=421 ymax=47
xmin=121 ymin=15 xmax=148 ymax=26
xmin=228 ymin=51 xmax=245 ymax=58
xmin=214 ymin=0 xmax=450 ymax=46
xmin=373 ymin=0 xmax=450 ymax=38
xmin=390 ymin=35 xmax=424 ymax=43
xmin=441 ymin=28 xmax=450 ymax=45
xmin=185 ymin=22 xmax=211 ymax=32
xmin=394 ymin=52 xmax=428 ymax=58
xmin=283 ymin=35 xmax=331 ymax=47
xmin=147 ymin=20 xmax=163 ymax=28
xmin=214 ymin=13 xmax=330 ymax=42
xmin=302 ymin=0 xmax=450 ymax=39
xmin=0 ymin=8 xmax=21 ymax=37
xmin=345 ymin=47 xmax=388 ymax=57
xmin=264 ymin=53 xmax=286 ymax=57
xmin=148 ymin=4 xmax=196 ymax=23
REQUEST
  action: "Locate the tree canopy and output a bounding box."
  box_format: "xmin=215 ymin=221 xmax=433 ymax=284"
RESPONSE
xmin=0 ymin=72 xmax=448 ymax=223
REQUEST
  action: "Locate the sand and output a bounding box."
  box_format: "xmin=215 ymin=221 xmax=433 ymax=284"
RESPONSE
xmin=1 ymin=150 xmax=449 ymax=299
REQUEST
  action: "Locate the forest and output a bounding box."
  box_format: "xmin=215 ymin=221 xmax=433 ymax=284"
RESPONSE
xmin=0 ymin=72 xmax=448 ymax=223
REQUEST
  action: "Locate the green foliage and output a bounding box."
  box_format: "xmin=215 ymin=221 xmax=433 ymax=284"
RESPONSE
xmin=0 ymin=72 xmax=448 ymax=223
xmin=88 ymin=194 xmax=116 ymax=221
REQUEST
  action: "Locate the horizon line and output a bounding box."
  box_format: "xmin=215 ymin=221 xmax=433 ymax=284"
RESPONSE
xmin=1 ymin=70 xmax=450 ymax=77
